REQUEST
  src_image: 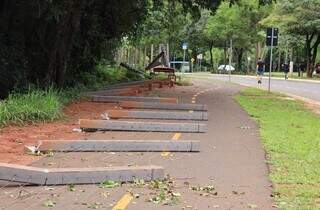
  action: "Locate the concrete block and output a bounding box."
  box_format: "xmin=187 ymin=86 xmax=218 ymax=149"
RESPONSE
xmin=120 ymin=101 xmax=207 ymax=111
xmin=79 ymin=119 xmax=207 ymax=133
xmin=35 ymin=140 xmax=200 ymax=152
xmin=0 ymin=163 xmax=48 ymax=185
xmin=191 ymin=141 xmax=201 ymax=152
xmin=0 ymin=163 xmax=164 ymax=185
xmin=85 ymin=87 xmax=140 ymax=96
xmin=106 ymin=110 xmax=208 ymax=121
xmin=91 ymin=96 xmax=178 ymax=104
xmin=46 ymin=165 xmax=163 ymax=185
xmin=104 ymin=80 xmax=146 ymax=89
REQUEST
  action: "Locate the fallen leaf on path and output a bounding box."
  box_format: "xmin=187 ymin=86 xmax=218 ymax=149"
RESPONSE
xmin=101 ymin=192 xmax=110 ymax=198
xmin=240 ymin=126 xmax=251 ymax=129
xmin=248 ymin=203 xmax=258 ymax=209
xmin=43 ymin=199 xmax=55 ymax=208
xmin=99 ymin=180 xmax=120 ymax=188
xmin=88 ymin=202 xmax=102 ymax=209
xmin=68 ymin=184 xmax=76 ymax=192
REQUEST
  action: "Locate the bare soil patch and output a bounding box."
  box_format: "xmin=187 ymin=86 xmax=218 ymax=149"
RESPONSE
xmin=0 ymin=100 xmax=115 ymax=164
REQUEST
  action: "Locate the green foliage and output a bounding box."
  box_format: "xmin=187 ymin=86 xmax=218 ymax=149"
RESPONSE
xmin=0 ymin=0 xmax=148 ymax=96
xmin=262 ymin=0 xmax=320 ymax=76
xmin=236 ymin=88 xmax=320 ymax=209
xmin=205 ymin=0 xmax=271 ymax=70
xmin=0 ymin=0 xmax=278 ymax=97
xmin=0 ymin=89 xmax=63 ymax=127
xmin=148 ymin=178 xmax=180 ymax=205
xmin=0 ymin=62 xmax=145 ymax=127
xmin=96 ymin=65 xmax=144 ymax=84
xmin=182 ymin=10 xmax=211 ymax=56
xmin=175 ymin=76 xmax=193 ymax=86
xmin=43 ymin=199 xmax=56 ymax=208
xmin=99 ymin=180 xmax=120 ymax=188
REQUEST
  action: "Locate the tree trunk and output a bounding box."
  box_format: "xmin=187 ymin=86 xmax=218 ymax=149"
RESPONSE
xmin=143 ymin=46 xmax=146 ymax=68
xmin=45 ymin=0 xmax=83 ymax=87
xmin=209 ymin=42 xmax=214 ymax=71
xmin=277 ymin=50 xmax=281 ymax=72
xmin=223 ymin=41 xmax=227 ymax=72
xmin=235 ymin=48 xmax=244 ymax=72
xmin=306 ymin=33 xmax=320 ymax=78
xmin=255 ymin=42 xmax=262 ymax=64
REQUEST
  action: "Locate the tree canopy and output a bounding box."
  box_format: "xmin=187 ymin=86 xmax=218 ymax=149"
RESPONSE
xmin=1 ymin=0 xmax=318 ymax=98
xmin=0 ymin=0 xmax=235 ymax=98
xmin=262 ymin=0 xmax=320 ymax=76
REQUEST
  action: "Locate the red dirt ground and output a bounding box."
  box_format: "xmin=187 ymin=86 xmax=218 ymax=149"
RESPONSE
xmin=0 ymin=100 xmax=116 ymax=165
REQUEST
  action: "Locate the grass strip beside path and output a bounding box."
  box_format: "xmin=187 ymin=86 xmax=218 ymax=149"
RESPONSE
xmin=235 ymin=88 xmax=320 ymax=210
xmin=0 ymin=88 xmax=81 ymax=127
xmin=0 ymin=65 xmax=146 ymax=127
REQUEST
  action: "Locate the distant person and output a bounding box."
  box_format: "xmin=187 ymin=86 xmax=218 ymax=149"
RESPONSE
xmin=256 ymin=58 xmax=265 ymax=84
xmin=299 ymin=62 xmax=305 ymax=77
xmin=316 ymin=63 xmax=320 ymax=74
xmin=282 ymin=62 xmax=289 ymax=80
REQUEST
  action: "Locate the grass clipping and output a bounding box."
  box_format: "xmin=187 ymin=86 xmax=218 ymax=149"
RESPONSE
xmin=236 ymin=88 xmax=320 ymax=209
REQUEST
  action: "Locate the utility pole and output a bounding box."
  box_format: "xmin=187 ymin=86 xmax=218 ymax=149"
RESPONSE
xmin=167 ymin=43 xmax=170 ymax=66
xmin=268 ymin=34 xmax=273 ymax=92
xmin=182 ymin=43 xmax=188 ymax=74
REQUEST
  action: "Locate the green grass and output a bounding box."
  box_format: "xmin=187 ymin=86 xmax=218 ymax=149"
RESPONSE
xmin=176 ymin=77 xmax=193 ymax=86
xmin=269 ymin=72 xmax=320 ymax=80
xmin=237 ymin=71 xmax=320 ymax=81
xmin=0 ymin=64 xmax=146 ymax=127
xmin=235 ymin=88 xmax=320 ymax=209
xmin=0 ymin=89 xmax=63 ymax=126
xmin=96 ymin=64 xmax=145 ymax=85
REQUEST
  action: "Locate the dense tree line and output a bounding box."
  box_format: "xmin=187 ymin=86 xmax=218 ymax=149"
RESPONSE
xmin=0 ymin=0 xmax=239 ymax=99
xmin=128 ymin=0 xmax=319 ymax=77
xmin=0 ymin=0 xmax=149 ymax=98
xmin=0 ymin=0 xmax=277 ymax=99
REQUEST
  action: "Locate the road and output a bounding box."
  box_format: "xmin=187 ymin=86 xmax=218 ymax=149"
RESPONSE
xmin=189 ymin=73 xmax=320 ymax=102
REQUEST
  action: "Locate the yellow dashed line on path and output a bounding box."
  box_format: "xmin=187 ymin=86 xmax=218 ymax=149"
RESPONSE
xmin=161 ymin=133 xmax=181 ymax=156
xmin=172 ymin=133 xmax=181 ymax=141
xmin=112 ymin=193 xmax=133 ymax=210
xmin=161 ymin=152 xmax=170 ymax=157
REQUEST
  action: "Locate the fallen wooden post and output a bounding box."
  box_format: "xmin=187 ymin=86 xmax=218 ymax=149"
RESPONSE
xmin=79 ymin=119 xmax=207 ymax=133
xmin=91 ymin=95 xmax=178 ymax=103
xmin=106 ymin=110 xmax=208 ymax=120
xmin=0 ymin=163 xmax=164 ymax=185
xmin=29 ymin=140 xmax=200 ymax=152
xmin=120 ymin=101 xmax=207 ymax=111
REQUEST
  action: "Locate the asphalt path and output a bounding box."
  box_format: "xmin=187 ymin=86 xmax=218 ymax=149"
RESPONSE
xmin=0 ymin=80 xmax=274 ymax=210
xmin=189 ymin=73 xmax=320 ymax=102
